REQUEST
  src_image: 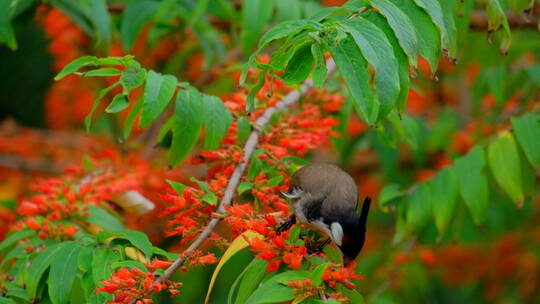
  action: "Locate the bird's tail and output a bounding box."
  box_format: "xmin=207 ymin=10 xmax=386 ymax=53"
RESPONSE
xmin=359 ymin=196 xmax=371 ymax=227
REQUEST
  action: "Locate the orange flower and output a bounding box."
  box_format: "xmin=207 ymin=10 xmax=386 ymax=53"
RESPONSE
xmin=145 ymin=258 xmax=173 ymax=269
xmin=198 ymin=253 xmax=219 ymax=265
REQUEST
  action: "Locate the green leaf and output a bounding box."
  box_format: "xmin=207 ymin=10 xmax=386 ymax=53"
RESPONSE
xmin=238 ymin=182 xmax=254 ymax=195
xmin=389 ymin=0 xmax=440 ymax=73
xmin=0 ymin=0 xmax=17 ymax=50
xmin=511 ymin=114 xmax=540 ymax=166
xmin=266 ymin=176 xmax=284 ymax=187
xmin=170 ymin=87 xmax=205 ymax=167
xmin=5 ymin=280 xmax=30 ymax=302
xmin=369 ymin=0 xmax=418 ymax=68
xmin=141 ymin=71 xmax=177 ymax=127
xmin=96 ymin=56 xmax=134 ymax=66
xmin=387 ymin=112 xmax=419 ymax=149
xmin=55 ymin=56 xmax=98 ymax=80
xmin=327 ymin=36 xmax=377 ymax=124
xmin=166 ymin=179 xmax=187 ymax=195
xmin=485 ymin=0 xmax=512 ymax=54
xmin=123 ymin=230 xmax=154 ymax=261
xmin=342 ymin=18 xmax=400 ymax=120
xmin=246 ymin=72 xmax=266 ymax=114
xmin=241 ymin=0 xmax=274 ymax=53
xmin=156 ymin=116 xmax=174 ymax=143
xmin=85 ymin=0 xmax=111 ymax=46
xmin=78 ymin=246 xmax=93 ymax=272
xmin=258 ymin=20 xmax=322 ymax=49
xmin=191 ymin=177 xmax=210 ymax=192
xmin=309 ymin=6 xmax=349 ymax=21
xmin=111 ymin=260 xmax=147 ymax=271
xmin=248 ymin=156 xmax=263 ymax=180
xmin=0 ymin=229 xmax=34 ymax=253
xmin=413 ymin=0 xmax=457 ymax=60
xmin=311 ymin=263 xmax=328 ymax=286
xmin=276 ymin=0 xmax=301 ymax=21
xmin=363 ymin=10 xmax=410 ymax=112
xmin=83 ymin=68 xmax=122 ymax=77
xmin=204 ymin=95 xmax=233 ymax=150
xmin=85 ymin=82 xmax=120 ymax=132
xmin=508 ymin=0 xmax=533 ymax=13
xmin=406 ymin=183 xmax=431 ymax=233
xmin=123 ymin=97 xmax=144 ymax=139
xmin=27 ymin=242 xmax=69 ymax=298
xmin=120 ymin=0 xmax=159 ymax=50
xmin=378 ymin=184 xmax=402 ymax=212
xmin=153 ymin=246 xmax=180 ymax=260
xmin=488 ymin=132 xmax=524 ymax=205
xmin=429 ymin=167 xmax=459 ymax=235
xmin=311 ymin=43 xmax=327 ymax=88
xmin=48 ymin=243 xmax=82 ymax=304
xmin=300 ymin=300 xmax=326 ymax=304
xmin=454 ymin=146 xmax=489 ymax=226
xmin=282 ymin=44 xmax=315 ymax=85
xmin=201 ymin=192 xmax=218 ymax=205
xmin=337 ymin=284 xmax=364 ymax=304
xmin=268 ymin=39 xmax=309 ymax=71
xmin=86 ymin=205 xmax=124 ymax=232
xmin=92 ymin=247 xmax=121 ymax=286
xmin=237 ymin=116 xmax=251 ymax=143
xmin=0 ymin=298 xmax=16 ymax=304
xmin=105 ymin=94 xmax=129 ymax=113
xmin=244 ymin=274 xmax=297 ymax=304
xmin=120 ymin=65 xmax=146 ymax=94
xmin=231 ymin=259 xmax=268 ymax=304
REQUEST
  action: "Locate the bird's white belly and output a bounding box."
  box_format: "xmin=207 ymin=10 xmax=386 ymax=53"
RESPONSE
xmin=293 ymin=200 xmax=339 ymax=244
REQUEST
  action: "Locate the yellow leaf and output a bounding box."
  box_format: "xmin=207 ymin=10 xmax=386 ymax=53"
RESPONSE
xmin=125 ymin=246 xmax=147 ymax=264
xmin=292 ymin=295 xmax=308 ymax=304
xmin=204 ymin=230 xmax=264 ymax=304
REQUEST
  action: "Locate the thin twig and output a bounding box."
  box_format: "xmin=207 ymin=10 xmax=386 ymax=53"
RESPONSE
xmin=0 ymin=154 xmax=65 ymax=174
xmin=130 ymin=60 xmax=336 ymax=302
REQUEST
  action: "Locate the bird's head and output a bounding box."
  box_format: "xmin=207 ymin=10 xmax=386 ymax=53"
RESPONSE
xmin=335 ymin=197 xmax=371 ymax=264
xmin=335 ymin=214 xmax=366 ymax=264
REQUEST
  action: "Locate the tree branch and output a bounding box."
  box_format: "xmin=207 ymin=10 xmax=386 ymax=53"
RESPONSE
xmin=469 ymin=10 xmax=539 ymax=31
xmin=134 ymin=60 xmax=337 ymax=299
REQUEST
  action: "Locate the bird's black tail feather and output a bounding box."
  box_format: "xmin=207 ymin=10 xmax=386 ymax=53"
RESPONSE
xmin=359 ymin=197 xmax=371 ymax=227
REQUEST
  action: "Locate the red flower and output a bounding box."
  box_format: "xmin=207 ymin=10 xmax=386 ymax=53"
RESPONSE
xmin=17 ymin=201 xmax=40 ymax=216
xmin=266 ymin=259 xmax=282 ymax=272
xmin=198 ymin=253 xmax=219 ymax=265
xmin=283 ymin=251 xmax=303 ymax=270
xmin=145 ymin=258 xmax=173 ymax=269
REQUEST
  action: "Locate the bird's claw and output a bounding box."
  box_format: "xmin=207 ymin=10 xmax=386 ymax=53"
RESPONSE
xmin=307 ymin=245 xmax=324 ymax=255
xmin=306 ymin=238 xmax=331 ymax=255
xmin=276 ymin=215 xmax=296 ymax=234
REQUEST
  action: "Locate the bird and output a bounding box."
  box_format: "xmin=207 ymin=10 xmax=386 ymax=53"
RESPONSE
xmin=277 ymin=163 xmax=371 ymax=263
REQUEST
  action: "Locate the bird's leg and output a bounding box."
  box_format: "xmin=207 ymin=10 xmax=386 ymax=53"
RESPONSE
xmin=307 ymin=238 xmax=331 ymax=254
xmin=276 ymin=214 xmax=296 ymax=234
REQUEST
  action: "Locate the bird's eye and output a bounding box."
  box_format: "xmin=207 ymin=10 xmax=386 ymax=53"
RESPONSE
xmin=342 ymin=234 xmax=350 ymax=244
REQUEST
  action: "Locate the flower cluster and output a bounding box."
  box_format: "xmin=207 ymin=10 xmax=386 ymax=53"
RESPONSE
xmin=97 ymin=267 xmax=182 ymax=304
xmin=322 ymin=264 xmax=364 ymax=289
xmin=159 ymin=187 xmax=217 ymax=242
xmin=248 ymin=232 xmax=308 ymax=272
xmin=287 ymin=278 xmax=324 ymax=299
xmin=177 ymin=250 xmax=219 ymax=271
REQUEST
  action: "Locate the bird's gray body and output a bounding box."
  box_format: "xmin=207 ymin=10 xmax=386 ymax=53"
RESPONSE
xmin=286 ymin=163 xmax=359 ymax=245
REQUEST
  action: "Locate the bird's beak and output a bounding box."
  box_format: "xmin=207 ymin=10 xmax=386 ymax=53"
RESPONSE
xmin=281 ymin=191 xmax=301 ymax=199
